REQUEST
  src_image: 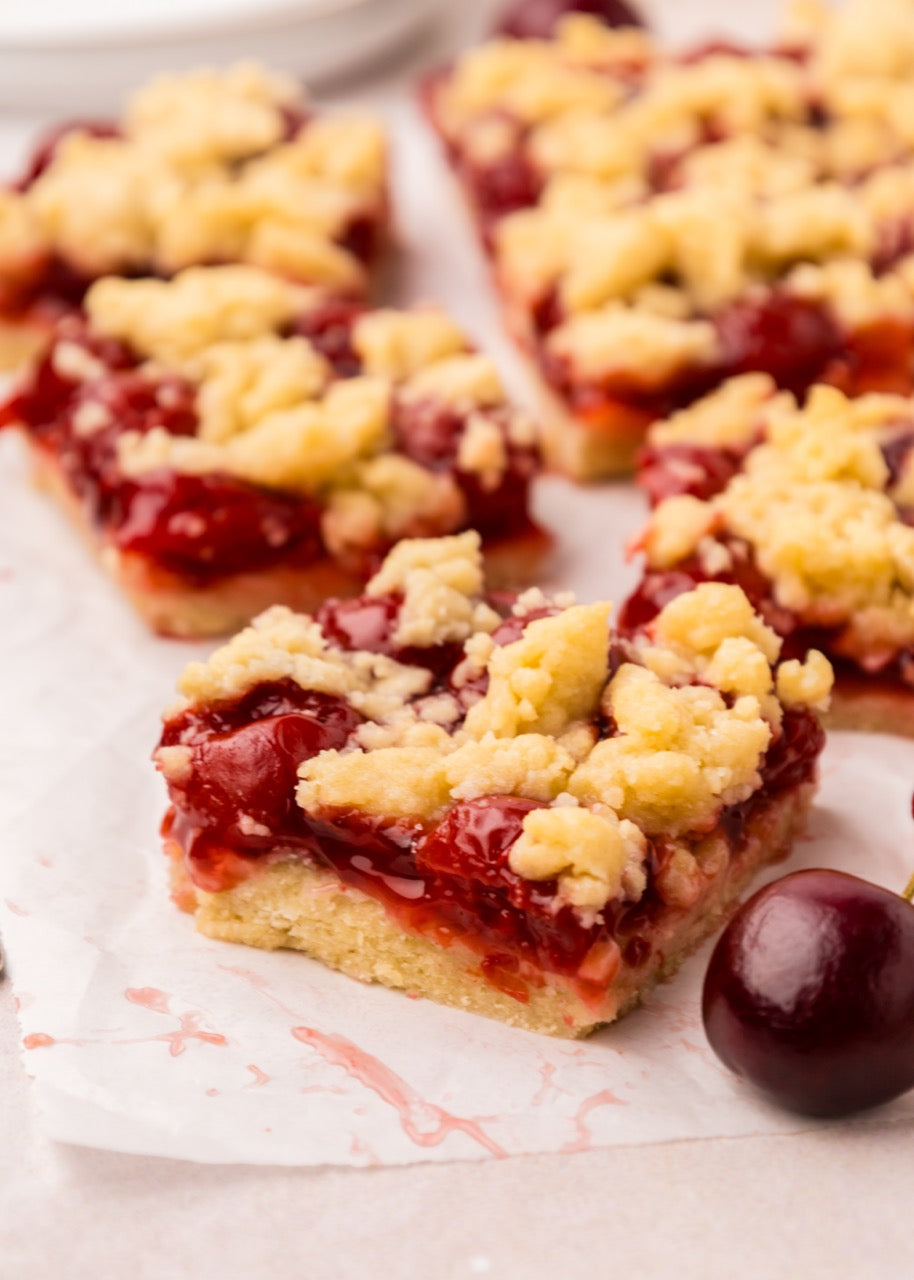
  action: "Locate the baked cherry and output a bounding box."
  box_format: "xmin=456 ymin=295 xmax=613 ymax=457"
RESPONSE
xmin=702 ymin=869 xmax=914 ymax=1117
xmin=496 ymin=0 xmax=643 ymax=40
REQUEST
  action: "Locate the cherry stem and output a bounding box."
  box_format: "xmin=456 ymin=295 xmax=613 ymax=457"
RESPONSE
xmin=903 ymin=873 xmax=914 ymax=904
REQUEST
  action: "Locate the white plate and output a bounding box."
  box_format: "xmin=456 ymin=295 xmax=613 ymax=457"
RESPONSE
xmin=0 ymin=0 xmax=446 ymax=112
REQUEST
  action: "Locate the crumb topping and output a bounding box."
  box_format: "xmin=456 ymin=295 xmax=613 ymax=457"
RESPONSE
xmin=69 ymin=266 xmax=533 ymax=546
xmin=352 ymin=310 xmax=468 ymax=380
xmin=435 ymin=0 xmax=914 ymax=383
xmin=509 ymin=806 xmax=647 ymax=912
xmin=0 ymin=64 xmax=385 ymax=288
xmin=648 ymin=373 xmax=783 ymax=450
xmin=366 ymin=530 xmax=499 ymax=648
xmin=644 ymin=383 xmax=914 ymax=662
xmin=172 ymin=535 xmax=831 ymax=913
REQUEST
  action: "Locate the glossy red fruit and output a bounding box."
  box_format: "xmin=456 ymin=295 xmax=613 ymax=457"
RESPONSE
xmin=702 ymin=870 xmax=914 ymax=1117
xmin=497 ymin=0 xmax=643 ymax=40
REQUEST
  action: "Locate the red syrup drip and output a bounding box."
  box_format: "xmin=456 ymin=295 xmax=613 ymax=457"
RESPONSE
xmin=291 ymin=1024 xmax=506 ymax=1156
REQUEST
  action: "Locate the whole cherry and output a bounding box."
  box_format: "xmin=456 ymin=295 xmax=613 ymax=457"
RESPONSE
xmin=702 ymin=869 xmax=914 ymax=1117
xmin=496 ymin=0 xmax=644 ymax=41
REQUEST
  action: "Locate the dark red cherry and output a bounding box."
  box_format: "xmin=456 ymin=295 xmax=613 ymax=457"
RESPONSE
xmin=702 ymin=870 xmax=914 ymax=1117
xmin=496 ymin=0 xmax=643 ymax=40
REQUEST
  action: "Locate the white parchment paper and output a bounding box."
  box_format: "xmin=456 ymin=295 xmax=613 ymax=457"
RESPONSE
xmin=2 ymin=39 xmax=914 ymax=1167
xmin=3 ymin=437 xmax=914 ymax=1167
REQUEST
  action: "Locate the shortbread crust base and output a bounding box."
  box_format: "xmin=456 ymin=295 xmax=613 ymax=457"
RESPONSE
xmin=505 ymin=301 xmax=651 ymax=480
xmin=828 ymin=680 xmax=914 ymax=737
xmin=23 ymin=436 xmax=549 ymax=637
xmin=531 ymin=367 xmax=650 ymax=480
xmin=178 ymin=780 xmax=815 ymax=1038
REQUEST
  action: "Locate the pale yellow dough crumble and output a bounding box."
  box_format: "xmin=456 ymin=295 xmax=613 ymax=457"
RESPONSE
xmin=435 ymin=0 xmax=914 ymax=385
xmin=0 ymin=63 xmax=386 ymax=292
xmin=165 ymin=532 xmax=832 ymax=920
xmin=51 ymin=265 xmax=532 ymax=558
xmin=643 ymin=383 xmax=914 ymax=666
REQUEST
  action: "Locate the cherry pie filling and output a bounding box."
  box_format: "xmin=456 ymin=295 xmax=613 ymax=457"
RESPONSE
xmin=536 ymin=292 xmax=914 ymax=437
xmin=0 ymin=111 xmax=381 ymax=325
xmin=427 ymin=34 xmax=914 ymax=435
xmin=159 ymin=590 xmax=824 ymax=1006
xmin=0 ymin=314 xmax=539 ymax=585
xmin=620 ymin=527 xmax=914 ymax=700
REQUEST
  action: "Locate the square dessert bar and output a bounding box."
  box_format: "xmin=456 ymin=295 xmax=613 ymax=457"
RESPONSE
xmin=156 ymin=531 xmax=831 ymax=1037
xmin=627 ymin=378 xmax=914 ymax=734
xmin=425 ymin=1 xmax=914 ymax=477
xmin=0 ymin=266 xmax=544 ymax=636
xmin=0 ymin=63 xmax=386 ymax=368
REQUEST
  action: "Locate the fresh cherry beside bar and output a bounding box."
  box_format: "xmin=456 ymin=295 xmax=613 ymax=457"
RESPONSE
xmin=496 ymin=0 xmax=643 ymax=39
xmin=702 ymin=869 xmax=914 ymax=1117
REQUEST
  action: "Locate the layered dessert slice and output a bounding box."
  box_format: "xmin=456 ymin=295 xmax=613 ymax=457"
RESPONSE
xmin=0 ymin=266 xmax=543 ymax=636
xmin=627 ymin=380 xmax=914 ymax=734
xmin=156 ymin=531 xmax=831 ymax=1036
xmin=425 ymin=1 xmax=914 ymax=477
xmin=0 ymin=63 xmax=386 ymax=368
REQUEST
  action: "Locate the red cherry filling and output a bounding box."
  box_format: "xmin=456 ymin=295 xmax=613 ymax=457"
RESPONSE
xmin=3 ymin=314 xmax=539 ymax=584
xmin=496 ymin=0 xmax=644 ymax=40
xmin=316 ymin=592 xmax=468 ymax=678
xmin=539 ymin=290 xmax=914 ymax=431
xmin=289 ymin=299 xmax=365 ymax=378
xmin=159 ymin=631 xmax=825 ymax=1000
xmin=620 ymin=540 xmax=914 ymax=691
xmin=715 ymin=293 xmax=842 ymax=395
xmin=392 ymin=398 xmax=540 ymax=541
xmin=160 ymin=681 xmax=362 ymax=886
xmin=113 ymin=471 xmax=325 ymax=582
xmin=636 ymin=440 xmax=756 ymax=506
xmin=3 ymin=334 xmax=327 ymax=582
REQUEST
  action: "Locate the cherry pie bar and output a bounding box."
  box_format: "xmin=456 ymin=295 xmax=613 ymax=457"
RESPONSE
xmin=0 ymin=63 xmax=386 ymax=368
xmin=425 ymin=0 xmax=914 ymax=477
xmin=0 ymin=266 xmax=543 ymax=636
xmin=156 ymin=531 xmax=832 ymax=1036
xmin=628 ymin=378 xmax=914 ymax=735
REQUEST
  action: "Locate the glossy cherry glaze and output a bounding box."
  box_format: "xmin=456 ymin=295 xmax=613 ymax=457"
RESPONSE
xmin=702 ymin=869 xmax=914 ymax=1117
xmin=159 ymin=589 xmax=825 ymax=1002
xmin=496 ymin=0 xmax=644 ymax=39
xmin=1 ymin=317 xmax=537 ymax=583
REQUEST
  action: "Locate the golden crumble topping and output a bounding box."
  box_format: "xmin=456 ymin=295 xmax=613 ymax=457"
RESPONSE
xmin=169 ymin=535 xmax=831 ymax=915
xmin=0 ymin=63 xmax=385 ymax=289
xmin=509 ymin=806 xmax=647 ymax=912
xmin=648 ymin=374 xmax=783 ymax=450
xmin=435 ymin=0 xmax=914 ymax=385
xmin=644 ymin=383 xmax=914 ymax=664
xmin=69 ymin=266 xmax=534 ymax=550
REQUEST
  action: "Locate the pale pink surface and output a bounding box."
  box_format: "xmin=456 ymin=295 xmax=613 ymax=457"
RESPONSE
xmin=0 ymin=20 xmax=913 ymax=1279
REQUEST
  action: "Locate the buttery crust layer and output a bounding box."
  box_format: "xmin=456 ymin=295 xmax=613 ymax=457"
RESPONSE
xmin=177 ymin=781 xmax=815 ymax=1037
xmin=827 ymin=680 xmax=914 ymax=737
